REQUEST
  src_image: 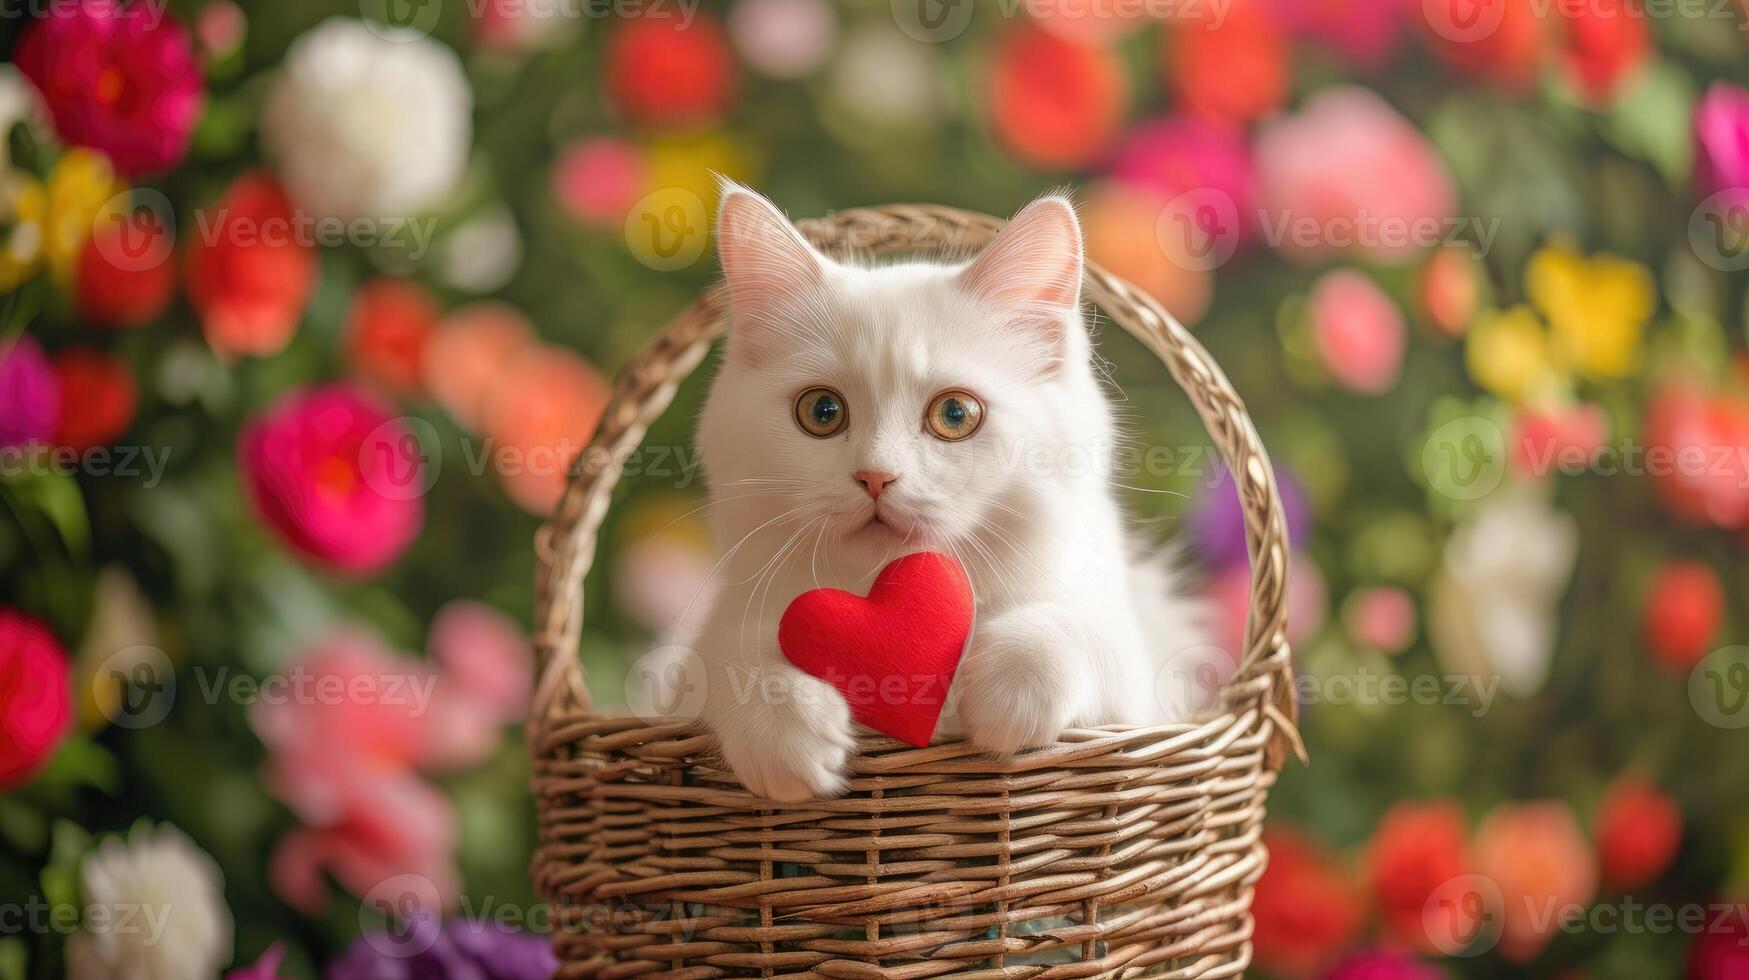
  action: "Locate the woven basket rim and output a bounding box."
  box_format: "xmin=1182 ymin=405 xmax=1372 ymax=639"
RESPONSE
xmin=527 ymin=201 xmax=1301 ymax=772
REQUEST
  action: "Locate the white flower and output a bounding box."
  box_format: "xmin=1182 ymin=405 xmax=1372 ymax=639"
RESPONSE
xmin=65 ymin=825 xmax=234 ymax=980
xmin=1429 ymin=486 xmax=1578 ymax=698
xmin=0 ymin=65 xmax=48 ymax=172
xmin=263 ymin=18 xmax=472 ymax=222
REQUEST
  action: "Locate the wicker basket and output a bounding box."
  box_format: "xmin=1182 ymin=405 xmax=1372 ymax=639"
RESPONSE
xmin=528 ymin=203 xmax=1301 ymax=978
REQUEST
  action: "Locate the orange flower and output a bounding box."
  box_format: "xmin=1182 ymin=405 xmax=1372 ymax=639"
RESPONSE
xmin=1472 ymin=801 xmax=1598 ymax=963
xmin=345 ymin=278 xmax=440 ymax=397
xmin=483 ymin=346 xmax=609 ymax=515
xmin=423 ymin=303 xmax=537 ymax=431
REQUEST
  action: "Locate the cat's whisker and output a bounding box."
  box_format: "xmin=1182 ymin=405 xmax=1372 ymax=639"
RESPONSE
xmin=671 ymin=503 xmax=810 ymax=636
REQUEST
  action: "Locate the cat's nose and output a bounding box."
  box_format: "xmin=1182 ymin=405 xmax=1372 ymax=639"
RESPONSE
xmin=853 ymin=470 xmax=897 ymax=500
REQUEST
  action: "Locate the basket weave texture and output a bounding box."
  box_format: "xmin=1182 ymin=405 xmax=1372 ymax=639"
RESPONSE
xmin=529 ymin=204 xmax=1301 ymax=978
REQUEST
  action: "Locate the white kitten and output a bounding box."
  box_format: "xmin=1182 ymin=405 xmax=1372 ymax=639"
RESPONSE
xmin=683 ymin=185 xmax=1213 ymax=802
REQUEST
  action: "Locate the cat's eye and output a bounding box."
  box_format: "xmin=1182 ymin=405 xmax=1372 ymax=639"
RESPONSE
xmin=794 ymin=387 xmax=848 ymax=437
xmin=925 ymin=390 xmax=984 ymax=441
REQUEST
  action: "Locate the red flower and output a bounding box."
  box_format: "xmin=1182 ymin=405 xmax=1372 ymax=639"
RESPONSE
xmin=238 ymin=384 xmax=424 ymax=576
xmin=75 ymin=210 xmax=177 ymax=328
xmin=15 ymin=0 xmax=205 ymax=176
xmin=1643 ymin=381 xmax=1749 ymax=531
xmin=1554 ymin=0 xmax=1650 ymax=105
xmin=184 ymin=172 xmax=317 ymax=360
xmin=1641 ymin=561 xmax=1724 ymax=674
xmin=988 ymin=24 xmax=1127 ymax=170
xmin=1595 ymin=774 xmax=1681 ymax=892
xmin=1167 ymin=0 xmax=1289 ymax=125
xmin=1253 ymin=826 xmax=1364 ymax=977
xmin=345 ymin=279 xmax=440 ymax=398
xmin=1366 ymin=800 xmax=1471 ymax=951
xmin=1422 ymin=0 xmax=1545 ymax=92
xmin=53 ymin=348 xmax=137 ymax=452
xmin=0 ymin=609 xmax=74 ymax=791
xmin=605 ymin=14 xmax=738 ymax=126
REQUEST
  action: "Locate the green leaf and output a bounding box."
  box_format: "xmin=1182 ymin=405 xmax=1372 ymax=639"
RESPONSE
xmin=1600 ymin=61 xmax=1698 ymax=187
xmin=40 ymin=821 xmax=94 ymax=912
xmin=0 ymin=937 xmax=27 ymax=980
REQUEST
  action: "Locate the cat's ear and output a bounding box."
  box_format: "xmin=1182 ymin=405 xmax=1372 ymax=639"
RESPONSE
xmin=958 ymin=195 xmax=1084 ymax=315
xmin=715 ymin=181 xmax=824 ymax=363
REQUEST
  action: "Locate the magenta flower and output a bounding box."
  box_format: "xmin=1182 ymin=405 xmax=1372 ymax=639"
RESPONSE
xmin=0 ymin=334 xmax=59 ymax=450
xmin=1323 ymin=949 xmax=1446 ymax=980
xmin=1308 ymin=268 xmax=1407 ymax=395
xmin=1268 ymin=0 xmax=1414 ymax=71
xmin=1695 ymin=82 xmax=1749 ymax=199
xmin=1109 ymin=115 xmax=1259 ymax=247
xmin=238 ymin=384 xmax=424 ymax=576
xmin=16 ymin=0 xmax=205 ymax=176
xmin=226 ymin=944 xmax=288 ymax=980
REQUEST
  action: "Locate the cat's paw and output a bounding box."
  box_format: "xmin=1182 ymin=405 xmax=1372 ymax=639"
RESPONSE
xmin=714 ymin=672 xmax=855 ymax=803
xmin=957 ymin=604 xmax=1081 ymax=755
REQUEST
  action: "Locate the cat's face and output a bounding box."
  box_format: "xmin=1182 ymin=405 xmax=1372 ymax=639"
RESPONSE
xmin=699 ymin=186 xmax=1099 ymax=558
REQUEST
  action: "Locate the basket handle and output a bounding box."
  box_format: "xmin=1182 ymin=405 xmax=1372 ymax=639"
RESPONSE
xmin=530 ymin=204 xmax=1302 ymax=768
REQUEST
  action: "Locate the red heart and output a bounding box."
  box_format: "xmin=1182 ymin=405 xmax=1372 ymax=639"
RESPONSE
xmin=778 ymin=552 xmax=974 ymax=747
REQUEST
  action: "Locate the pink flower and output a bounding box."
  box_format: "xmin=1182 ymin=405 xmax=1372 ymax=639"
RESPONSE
xmin=423 ymin=602 xmax=533 ymax=768
xmin=1308 ymin=269 xmax=1406 ymax=395
xmin=1345 ymin=586 xmax=1416 ymax=654
xmin=1267 ymin=0 xmax=1413 ymax=70
xmin=0 ymin=334 xmax=59 ymax=450
xmin=1207 ymin=555 xmax=1327 ymax=663
xmin=1509 ymin=401 xmax=1609 ymax=480
xmin=1695 ymin=82 xmax=1749 ymax=199
xmin=237 ymin=385 xmax=424 ymax=576
xmin=1109 ymin=115 xmax=1258 ymax=247
xmin=252 ymin=631 xmax=457 ymax=914
xmin=1255 ymin=87 xmax=1457 ymax=266
xmin=15 ymin=0 xmax=204 ymax=176
xmin=552 ymin=137 xmax=646 ymax=227
xmin=226 ymin=944 xmax=288 ymax=980
xmin=1322 ymin=950 xmax=1445 ymax=980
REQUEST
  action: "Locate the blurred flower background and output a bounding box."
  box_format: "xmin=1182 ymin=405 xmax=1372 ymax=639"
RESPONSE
xmin=0 ymin=0 xmax=1747 ymax=976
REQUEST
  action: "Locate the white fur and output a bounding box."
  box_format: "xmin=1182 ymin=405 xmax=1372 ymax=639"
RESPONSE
xmin=685 ymin=184 xmax=1212 ymax=802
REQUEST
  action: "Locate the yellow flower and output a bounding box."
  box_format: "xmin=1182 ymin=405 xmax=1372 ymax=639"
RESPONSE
xmin=0 ymin=170 xmax=47 ymax=292
xmin=1466 ymin=306 xmax=1553 ymax=401
xmin=643 ymin=131 xmax=753 ymax=216
xmin=44 ymin=148 xmax=126 ymax=286
xmin=1526 ymin=241 xmax=1654 ymax=380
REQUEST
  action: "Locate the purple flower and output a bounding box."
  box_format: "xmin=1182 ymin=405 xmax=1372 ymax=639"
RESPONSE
xmin=1695 ymin=82 xmax=1749 ymax=199
xmin=327 ymin=918 xmax=556 ymax=980
xmin=1189 ymin=462 xmax=1311 ymax=570
xmin=228 ymin=944 xmax=289 ymax=980
xmin=0 ymin=334 xmax=58 ymax=449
